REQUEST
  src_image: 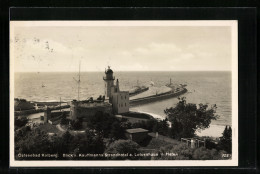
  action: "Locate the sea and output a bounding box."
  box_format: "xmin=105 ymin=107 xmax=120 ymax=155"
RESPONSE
xmin=14 ymin=71 xmax=232 ymax=135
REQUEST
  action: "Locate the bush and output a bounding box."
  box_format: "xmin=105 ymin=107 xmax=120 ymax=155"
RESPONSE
xmin=192 ymin=147 xmax=224 ymax=160
xmin=88 ymin=111 xmax=123 ymax=138
xmin=15 ymin=117 xmax=28 ymax=129
xmin=60 ymin=117 xmax=69 ymax=125
xmin=109 ymin=121 xmax=125 ymax=140
xmin=71 ymin=118 xmax=83 ymax=130
xmin=156 ymin=143 xmax=225 ymax=160
xmin=105 ymin=140 xmax=140 ymax=160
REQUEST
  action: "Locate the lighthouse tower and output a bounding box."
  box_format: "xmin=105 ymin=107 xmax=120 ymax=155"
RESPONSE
xmin=103 ymin=66 xmax=129 ymax=114
xmin=103 ymin=66 xmax=115 ymax=98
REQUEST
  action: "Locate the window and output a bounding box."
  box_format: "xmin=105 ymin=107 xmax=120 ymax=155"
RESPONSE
xmin=125 ymin=96 xmax=126 ymax=99
xmin=125 ymin=103 xmax=126 ymax=106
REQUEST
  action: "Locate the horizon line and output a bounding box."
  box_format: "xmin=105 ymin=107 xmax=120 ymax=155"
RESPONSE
xmin=15 ymin=70 xmax=232 ymax=73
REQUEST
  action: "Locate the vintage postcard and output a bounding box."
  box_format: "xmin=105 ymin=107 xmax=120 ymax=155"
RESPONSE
xmin=10 ymin=20 xmax=238 ymax=167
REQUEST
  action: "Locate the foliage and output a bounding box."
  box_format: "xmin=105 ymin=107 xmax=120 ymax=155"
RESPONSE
xmin=164 ymin=97 xmax=219 ymax=139
xmin=105 ymin=140 xmax=140 ymax=160
xmin=171 ymin=143 xmax=194 ymax=160
xmin=16 ymin=129 xmax=53 ymax=156
xmin=15 ymin=126 xmax=31 ymax=142
xmin=109 ymin=121 xmax=125 ymax=140
xmin=15 ymin=127 xmax=105 ymax=160
xmin=88 ymin=111 xmax=125 ymax=139
xmin=15 ymin=117 xmax=28 ymax=129
xmin=219 ymin=126 xmax=232 ymax=153
xmin=71 ymin=118 xmax=83 ymax=130
xmin=146 ymin=119 xmax=159 ymax=131
xmin=60 ymin=113 xmax=69 ymax=125
xmin=156 ymin=143 xmax=225 ymax=160
xmin=205 ymin=138 xmax=218 ymax=150
xmin=192 ymin=147 xmax=224 ymax=160
xmin=152 ymin=119 xmax=169 ymax=136
xmin=132 ymin=121 xmax=148 ymax=130
xmin=71 ymin=128 xmax=105 ymax=155
xmin=131 ymin=118 xmax=169 ymax=135
xmin=155 ymin=143 xmax=193 ymax=160
xmin=60 ymin=117 xmax=69 ymax=125
xmin=122 ymin=112 xmax=152 ymax=119
xmin=120 ymin=121 xmax=132 ymax=130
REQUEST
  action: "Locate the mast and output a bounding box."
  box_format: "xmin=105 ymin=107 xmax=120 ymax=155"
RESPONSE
xmin=73 ymin=61 xmax=81 ymax=101
xmin=78 ymin=61 xmax=81 ymax=101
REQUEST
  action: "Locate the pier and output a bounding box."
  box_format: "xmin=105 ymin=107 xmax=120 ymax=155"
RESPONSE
xmin=129 ymin=87 xmax=187 ymax=106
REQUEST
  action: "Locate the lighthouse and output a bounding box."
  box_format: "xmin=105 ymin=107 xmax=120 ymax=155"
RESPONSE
xmin=103 ymin=66 xmax=129 ymax=114
xmin=103 ymin=66 xmax=115 ymax=98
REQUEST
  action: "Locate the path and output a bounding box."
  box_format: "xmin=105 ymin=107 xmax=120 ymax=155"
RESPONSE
xmin=56 ymin=124 xmax=65 ymax=132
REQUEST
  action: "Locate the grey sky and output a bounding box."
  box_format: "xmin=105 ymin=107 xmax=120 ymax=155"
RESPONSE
xmin=12 ymin=24 xmax=232 ymax=72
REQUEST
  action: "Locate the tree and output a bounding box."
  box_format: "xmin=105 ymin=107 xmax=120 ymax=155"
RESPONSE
xmin=146 ymin=119 xmax=158 ymax=131
xmin=64 ymin=128 xmax=105 ymax=158
xmin=60 ymin=113 xmax=69 ymax=125
xmin=16 ymin=129 xmax=53 ymax=158
xmin=164 ymin=97 xmax=219 ymax=139
xmin=71 ymin=118 xmax=83 ymax=130
xmin=105 ymin=140 xmax=140 ymax=160
xmin=219 ymin=126 xmax=232 ymax=153
xmin=88 ymin=111 xmax=120 ymax=138
xmin=73 ymin=129 xmax=105 ymax=155
xmin=49 ymin=131 xmax=74 ymax=156
xmin=156 ymin=119 xmax=169 ymax=136
xmin=109 ymin=121 xmax=125 ymax=140
xmin=15 ymin=117 xmax=28 ymax=129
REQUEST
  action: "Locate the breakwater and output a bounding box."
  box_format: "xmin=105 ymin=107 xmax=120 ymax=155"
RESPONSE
xmin=129 ymin=88 xmax=187 ymax=107
xmin=129 ymin=87 xmax=149 ymax=97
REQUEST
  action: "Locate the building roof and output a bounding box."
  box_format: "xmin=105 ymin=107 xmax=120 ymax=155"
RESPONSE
xmin=106 ymin=69 xmax=113 ymax=74
xmin=105 ymin=66 xmax=113 ymax=74
xmin=126 ymin=128 xmax=149 ymax=134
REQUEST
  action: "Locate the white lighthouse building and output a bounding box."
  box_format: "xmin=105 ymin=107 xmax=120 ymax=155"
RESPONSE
xmin=103 ymin=66 xmax=129 ymax=114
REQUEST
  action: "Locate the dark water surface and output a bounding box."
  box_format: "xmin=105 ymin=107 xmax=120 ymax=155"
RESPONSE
xmin=15 ymin=71 xmax=232 ymax=126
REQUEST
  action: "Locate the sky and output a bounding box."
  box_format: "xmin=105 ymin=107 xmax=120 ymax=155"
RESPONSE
xmin=11 ymin=22 xmax=233 ymax=72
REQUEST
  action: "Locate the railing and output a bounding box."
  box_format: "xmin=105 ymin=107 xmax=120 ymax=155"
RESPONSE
xmin=181 ymin=138 xmax=206 ymax=148
xmin=103 ymin=76 xmax=115 ymax=80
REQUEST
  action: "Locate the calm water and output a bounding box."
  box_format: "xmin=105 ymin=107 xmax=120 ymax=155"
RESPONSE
xmin=15 ymin=71 xmax=232 ymax=126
